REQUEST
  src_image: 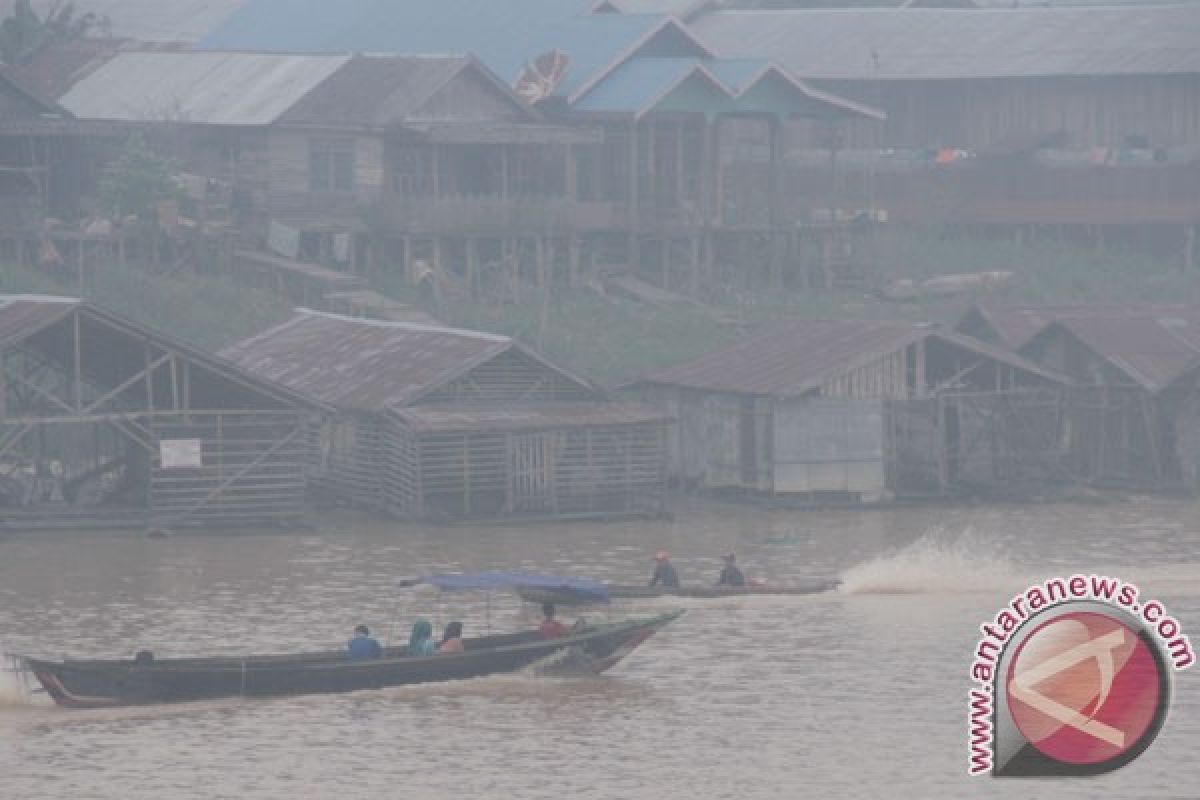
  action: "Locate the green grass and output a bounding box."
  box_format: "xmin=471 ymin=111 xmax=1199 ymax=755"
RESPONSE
xmin=5 ymin=226 xmax=1196 ymax=386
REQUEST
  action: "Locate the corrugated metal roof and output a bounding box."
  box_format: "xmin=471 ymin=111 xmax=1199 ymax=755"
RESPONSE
xmin=276 ymin=55 xmax=503 ymax=129
xmin=393 ymin=401 xmax=670 ymax=433
xmin=572 ymin=57 xmax=716 ymax=113
xmin=59 ymin=51 xmax=350 ymax=125
xmin=634 ymin=318 xmax=1061 ymax=396
xmin=572 ymin=56 xmax=881 ymax=118
xmin=220 ymin=310 xmax=592 ymax=411
xmin=200 ymin=0 xmax=706 ymax=97
xmin=958 ymin=302 xmax=1200 ymax=350
xmin=0 ymin=0 xmax=247 ymax=43
xmin=690 ymin=7 xmax=1200 ymax=79
xmin=1031 ymin=312 xmax=1200 ymax=392
xmin=595 ymin=0 xmax=711 ymax=18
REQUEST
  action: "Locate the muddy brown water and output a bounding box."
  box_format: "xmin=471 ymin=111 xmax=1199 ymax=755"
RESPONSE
xmin=2 ymin=497 xmax=1199 ymax=799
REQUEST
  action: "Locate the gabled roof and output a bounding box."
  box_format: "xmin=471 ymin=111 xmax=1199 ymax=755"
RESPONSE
xmin=633 ymin=318 xmax=1062 ymax=397
xmin=0 ymin=295 xmax=321 ymax=410
xmin=0 ymin=64 xmax=66 ymax=119
xmin=276 ymin=55 xmax=535 ymax=129
xmin=958 ymin=303 xmax=1200 ymax=352
xmin=58 ymin=51 xmax=351 ymax=125
xmin=689 ymin=6 xmax=1200 ymax=80
xmin=571 ymin=57 xmax=726 ymax=116
xmin=571 ymin=56 xmax=883 ymax=119
xmin=220 ymin=310 xmax=597 ymax=411
xmin=1023 ymin=311 xmax=1200 ymax=393
xmin=199 ymin=0 xmax=711 ymax=99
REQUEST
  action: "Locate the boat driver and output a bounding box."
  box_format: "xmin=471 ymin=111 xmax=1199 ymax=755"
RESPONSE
xmin=649 ymin=550 xmax=680 ymax=588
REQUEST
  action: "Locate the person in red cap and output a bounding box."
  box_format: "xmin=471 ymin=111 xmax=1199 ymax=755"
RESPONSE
xmin=649 ymin=550 xmax=680 ymax=588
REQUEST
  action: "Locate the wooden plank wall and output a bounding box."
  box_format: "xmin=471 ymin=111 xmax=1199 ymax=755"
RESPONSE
xmin=148 ymin=410 xmax=312 ymax=527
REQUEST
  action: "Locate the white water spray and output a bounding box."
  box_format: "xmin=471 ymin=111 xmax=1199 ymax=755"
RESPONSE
xmin=0 ymin=649 xmax=34 ymax=707
xmin=839 ymin=528 xmax=1027 ymax=595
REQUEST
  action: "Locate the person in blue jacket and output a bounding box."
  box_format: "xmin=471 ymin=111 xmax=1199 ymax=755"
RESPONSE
xmin=347 ymin=624 xmax=383 ymax=660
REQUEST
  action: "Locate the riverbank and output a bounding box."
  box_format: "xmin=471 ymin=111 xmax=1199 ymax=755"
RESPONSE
xmin=2 ymin=227 xmax=1196 ymax=383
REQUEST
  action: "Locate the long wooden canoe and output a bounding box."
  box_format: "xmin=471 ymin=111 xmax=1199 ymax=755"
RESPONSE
xmin=23 ymin=611 xmax=683 ymax=709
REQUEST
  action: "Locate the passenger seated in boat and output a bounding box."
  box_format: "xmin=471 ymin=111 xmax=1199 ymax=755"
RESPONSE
xmin=347 ymin=624 xmax=383 ymax=660
xmin=538 ymin=602 xmax=570 ymax=638
xmin=717 ymin=553 xmax=746 ymax=587
xmin=408 ymin=618 xmax=436 ymax=656
xmin=649 ymin=550 xmax=680 ymax=588
xmin=437 ymin=621 xmax=464 ymax=654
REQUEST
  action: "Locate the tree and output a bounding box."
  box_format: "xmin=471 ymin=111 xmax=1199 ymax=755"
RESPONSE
xmin=98 ymin=136 xmax=182 ymax=221
xmin=0 ymin=1 xmax=102 ymax=66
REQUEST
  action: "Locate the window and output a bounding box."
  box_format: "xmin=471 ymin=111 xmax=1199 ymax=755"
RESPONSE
xmin=309 ymin=140 xmax=355 ymax=192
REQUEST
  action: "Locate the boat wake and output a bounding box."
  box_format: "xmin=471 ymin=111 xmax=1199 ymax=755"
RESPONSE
xmin=838 ymin=529 xmax=1026 ymax=595
xmin=0 ymin=651 xmax=35 ymax=707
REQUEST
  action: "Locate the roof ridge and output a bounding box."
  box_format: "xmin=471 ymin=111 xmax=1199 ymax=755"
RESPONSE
xmin=293 ymin=308 xmax=511 ymax=342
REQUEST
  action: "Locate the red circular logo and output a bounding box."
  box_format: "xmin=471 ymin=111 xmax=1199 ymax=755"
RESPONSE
xmin=1006 ymin=611 xmax=1164 ymax=766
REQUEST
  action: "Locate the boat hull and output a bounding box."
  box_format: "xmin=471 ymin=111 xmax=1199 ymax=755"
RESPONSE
xmin=25 ymin=611 xmax=682 ymax=708
xmin=519 ymin=581 xmax=838 ymax=605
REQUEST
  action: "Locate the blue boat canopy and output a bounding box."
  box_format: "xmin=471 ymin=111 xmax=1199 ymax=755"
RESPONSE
xmin=414 ymin=572 xmax=610 ymax=603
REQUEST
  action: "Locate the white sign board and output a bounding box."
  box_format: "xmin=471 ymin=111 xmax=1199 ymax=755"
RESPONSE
xmin=160 ymin=439 xmax=202 ymax=469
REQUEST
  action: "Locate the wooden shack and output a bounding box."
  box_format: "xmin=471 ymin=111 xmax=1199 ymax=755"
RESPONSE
xmin=631 ymin=319 xmax=1070 ymax=501
xmin=193 ymin=3 xmax=882 ymax=289
xmin=222 ymin=310 xmax=669 ymax=521
xmin=691 ymin=6 xmax=1200 ymax=241
xmin=1020 ymin=311 xmax=1200 ymax=491
xmin=0 ymin=295 xmax=318 ymax=530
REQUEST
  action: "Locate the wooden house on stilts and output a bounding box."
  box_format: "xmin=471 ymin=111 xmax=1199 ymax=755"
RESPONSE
xmin=0 ymin=295 xmax=318 ymax=530
xmin=222 ymin=311 xmax=669 ymax=521
xmin=630 ymin=319 xmax=1070 ymax=502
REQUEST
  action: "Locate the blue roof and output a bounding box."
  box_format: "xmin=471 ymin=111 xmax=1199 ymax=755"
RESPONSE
xmin=703 ymin=58 xmax=772 ymax=94
xmin=571 ymin=57 xmax=703 ymax=113
xmin=199 ymin=0 xmax=696 ymax=96
xmin=415 ymin=572 xmax=611 ymax=603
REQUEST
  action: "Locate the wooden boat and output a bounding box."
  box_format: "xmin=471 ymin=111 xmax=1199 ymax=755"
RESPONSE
xmin=22 ymin=610 xmax=683 ymax=709
xmin=518 ymin=579 xmax=840 ymax=605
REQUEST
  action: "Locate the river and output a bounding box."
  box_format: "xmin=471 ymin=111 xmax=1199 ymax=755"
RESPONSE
xmin=1 ymin=497 xmax=1198 ymax=799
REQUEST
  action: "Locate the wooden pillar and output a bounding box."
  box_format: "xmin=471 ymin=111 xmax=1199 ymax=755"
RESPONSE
xmin=432 ymin=143 xmax=441 ymax=197
xmin=564 ymin=143 xmax=576 ymax=202
xmin=713 ymin=116 xmax=724 ymax=226
xmin=628 ymin=120 xmax=640 ymax=271
xmin=466 ymin=237 xmax=478 ymax=295
xmin=144 ymin=342 xmax=155 ymax=411
xmin=500 ymin=145 xmax=509 ymax=200
xmin=568 ymin=235 xmax=580 ymax=288
xmin=72 ymin=310 xmax=82 ymax=411
xmin=768 ymin=116 xmax=783 ymax=288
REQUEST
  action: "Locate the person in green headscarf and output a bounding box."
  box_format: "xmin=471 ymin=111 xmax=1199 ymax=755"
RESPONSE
xmin=408 ymin=618 xmax=435 ymax=656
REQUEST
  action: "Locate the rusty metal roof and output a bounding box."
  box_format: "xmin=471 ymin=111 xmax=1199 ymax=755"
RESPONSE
xmin=221 ymin=310 xmax=595 ymax=411
xmin=690 ymin=6 xmax=1200 ymax=80
xmin=958 ymin=302 xmax=1200 ymax=351
xmin=276 ymin=55 xmax=534 ymax=130
xmin=392 ymin=401 xmax=670 ymax=433
xmin=1029 ymin=312 xmax=1200 ymax=392
xmin=633 ymin=318 xmax=1063 ymax=397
